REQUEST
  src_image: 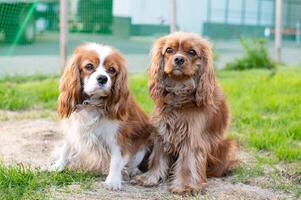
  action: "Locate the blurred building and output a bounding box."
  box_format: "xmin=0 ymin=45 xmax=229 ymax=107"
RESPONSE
xmin=0 ymin=0 xmax=300 ymax=43
xmin=113 ymin=0 xmax=301 ymax=39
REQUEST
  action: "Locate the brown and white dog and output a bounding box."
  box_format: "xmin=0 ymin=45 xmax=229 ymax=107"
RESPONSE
xmin=132 ymin=32 xmax=238 ymax=194
xmin=49 ymin=43 xmax=155 ymax=190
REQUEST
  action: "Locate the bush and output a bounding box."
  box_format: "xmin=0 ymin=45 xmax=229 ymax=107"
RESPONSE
xmin=225 ymin=38 xmax=276 ymax=70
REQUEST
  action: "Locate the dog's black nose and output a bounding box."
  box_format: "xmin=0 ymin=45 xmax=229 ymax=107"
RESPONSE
xmin=97 ymin=75 xmax=108 ymax=85
xmin=174 ymin=56 xmax=185 ymax=66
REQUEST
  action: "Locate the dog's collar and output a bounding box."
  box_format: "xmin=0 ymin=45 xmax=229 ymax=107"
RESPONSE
xmin=82 ymin=98 xmax=105 ymax=106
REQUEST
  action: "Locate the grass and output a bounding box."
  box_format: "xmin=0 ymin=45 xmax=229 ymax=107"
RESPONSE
xmin=0 ymin=67 xmax=300 ymax=198
xmin=218 ymin=67 xmax=301 ymax=162
xmin=231 ymin=153 xmax=301 ymax=198
xmin=0 ymin=163 xmax=95 ymax=200
xmin=129 ymin=73 xmax=153 ymax=113
xmin=0 ymin=75 xmax=58 ymax=110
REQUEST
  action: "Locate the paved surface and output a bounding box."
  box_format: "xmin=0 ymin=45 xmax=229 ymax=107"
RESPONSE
xmin=0 ymin=33 xmax=300 ymax=77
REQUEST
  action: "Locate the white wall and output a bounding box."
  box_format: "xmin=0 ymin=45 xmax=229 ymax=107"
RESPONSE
xmin=228 ymin=0 xmax=242 ymax=24
xmin=130 ymin=0 xmax=169 ymax=25
xmin=260 ymin=0 xmax=274 ymax=26
xmin=113 ymin=0 xmax=131 ymax=17
xmin=112 ymin=0 xmax=208 ymax=33
xmin=176 ymin=0 xmax=208 ymax=33
xmin=112 ymin=0 xmax=275 ymax=34
xmin=209 ymin=0 xmax=274 ymax=26
xmin=244 ymin=0 xmax=258 ymax=25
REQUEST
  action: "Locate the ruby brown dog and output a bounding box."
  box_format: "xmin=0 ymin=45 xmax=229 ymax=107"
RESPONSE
xmin=49 ymin=43 xmax=155 ymax=190
xmin=132 ymin=32 xmax=238 ymax=194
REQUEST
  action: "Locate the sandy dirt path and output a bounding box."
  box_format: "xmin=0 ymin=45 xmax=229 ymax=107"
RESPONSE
xmin=0 ymin=117 xmax=295 ymax=200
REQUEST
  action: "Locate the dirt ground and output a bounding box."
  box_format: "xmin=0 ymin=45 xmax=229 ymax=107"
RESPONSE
xmin=0 ymin=111 xmax=296 ymax=200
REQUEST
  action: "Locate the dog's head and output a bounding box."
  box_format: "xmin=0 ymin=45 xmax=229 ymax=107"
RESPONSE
xmin=58 ymin=43 xmax=128 ymax=118
xmin=149 ymin=32 xmax=215 ymax=106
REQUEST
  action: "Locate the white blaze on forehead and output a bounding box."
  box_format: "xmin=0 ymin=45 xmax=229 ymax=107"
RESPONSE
xmin=83 ymin=43 xmax=113 ymax=96
xmin=85 ymin=43 xmax=112 ymax=65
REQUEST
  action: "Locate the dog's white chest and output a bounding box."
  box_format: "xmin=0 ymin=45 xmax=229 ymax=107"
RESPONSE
xmin=92 ymin=117 xmax=120 ymax=145
xmin=64 ymin=110 xmax=120 ymax=150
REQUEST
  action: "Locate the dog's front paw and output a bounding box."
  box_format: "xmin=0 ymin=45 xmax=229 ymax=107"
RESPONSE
xmin=169 ymin=185 xmax=191 ymax=195
xmin=48 ymin=161 xmax=65 ymax=172
xmin=130 ymin=173 xmax=159 ymax=187
xmin=103 ymin=176 xmax=122 ymax=190
xmin=129 ymin=167 xmax=142 ymax=177
xmin=168 ymin=183 xmax=206 ymax=196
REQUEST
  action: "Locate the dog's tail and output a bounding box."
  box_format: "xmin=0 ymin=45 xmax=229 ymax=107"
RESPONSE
xmin=206 ymin=138 xmax=239 ymax=177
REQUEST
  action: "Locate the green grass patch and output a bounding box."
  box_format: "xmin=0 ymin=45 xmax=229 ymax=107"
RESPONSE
xmin=232 ymin=162 xmax=264 ymax=183
xmin=0 ymin=76 xmax=59 ymax=110
xmin=0 ymin=67 xmax=300 ymax=162
xmin=0 ymin=163 xmax=95 ymax=200
xmin=0 ymin=74 xmax=58 ymax=84
xmin=219 ymin=67 xmax=301 ymax=162
xmin=231 ymin=153 xmax=301 ymax=198
xmin=129 ymin=73 xmax=153 ymax=113
xmin=269 ymin=173 xmax=301 ymax=198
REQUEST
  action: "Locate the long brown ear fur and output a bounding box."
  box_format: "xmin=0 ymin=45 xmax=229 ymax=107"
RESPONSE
xmin=110 ymin=55 xmax=130 ymax=121
xmin=58 ymin=54 xmax=83 ymax=118
xmin=148 ymin=37 xmax=166 ymax=101
xmin=195 ymin=39 xmax=215 ymax=107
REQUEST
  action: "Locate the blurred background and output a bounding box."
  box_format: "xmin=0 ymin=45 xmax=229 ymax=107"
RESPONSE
xmin=0 ymin=0 xmax=300 ymax=76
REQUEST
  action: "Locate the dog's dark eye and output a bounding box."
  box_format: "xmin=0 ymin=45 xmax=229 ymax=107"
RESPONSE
xmin=85 ymin=63 xmax=94 ymax=71
xmin=166 ymin=47 xmax=173 ymax=54
xmin=188 ymin=49 xmax=196 ymax=56
xmin=107 ymin=66 xmax=116 ymax=74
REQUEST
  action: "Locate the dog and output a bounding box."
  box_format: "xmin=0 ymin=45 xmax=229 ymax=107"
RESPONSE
xmin=49 ymin=43 xmax=155 ymax=190
xmin=132 ymin=32 xmax=238 ymax=194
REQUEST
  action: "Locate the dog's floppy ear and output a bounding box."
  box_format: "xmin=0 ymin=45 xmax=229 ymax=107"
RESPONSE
xmin=111 ymin=54 xmax=130 ymax=120
xmin=148 ymin=37 xmax=166 ymax=101
xmin=58 ymin=53 xmax=83 ymax=118
xmin=195 ymin=39 xmax=215 ymax=107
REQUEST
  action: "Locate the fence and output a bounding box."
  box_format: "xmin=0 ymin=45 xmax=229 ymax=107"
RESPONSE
xmin=0 ymin=0 xmax=300 ymax=77
xmin=205 ymin=0 xmax=301 ymax=39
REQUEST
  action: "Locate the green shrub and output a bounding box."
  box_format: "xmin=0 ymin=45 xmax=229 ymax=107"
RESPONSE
xmin=225 ymin=38 xmax=276 ymax=70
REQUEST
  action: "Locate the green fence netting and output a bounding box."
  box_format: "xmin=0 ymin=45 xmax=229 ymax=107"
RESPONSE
xmin=0 ymin=0 xmax=114 ymax=44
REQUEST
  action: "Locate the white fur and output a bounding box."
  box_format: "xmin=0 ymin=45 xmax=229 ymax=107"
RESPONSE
xmin=83 ymin=43 xmax=112 ymax=97
xmin=48 ymin=142 xmax=70 ymax=172
xmin=49 ymin=107 xmax=124 ymax=190
xmin=131 ymin=149 xmax=145 ymax=169
xmin=128 ymin=149 xmax=145 ymax=176
xmin=104 ymin=147 xmax=129 ymax=190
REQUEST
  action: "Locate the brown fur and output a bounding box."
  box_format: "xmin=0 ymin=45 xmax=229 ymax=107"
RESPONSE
xmin=132 ymin=32 xmax=239 ymax=195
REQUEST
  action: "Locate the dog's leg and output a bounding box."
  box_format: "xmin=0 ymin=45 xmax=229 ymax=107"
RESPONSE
xmin=169 ymin=146 xmax=207 ymax=195
xmin=48 ymin=142 xmax=70 ymax=172
xmin=131 ymin=141 xmax=169 ymax=187
xmin=128 ymin=149 xmax=146 ymax=177
xmin=103 ymin=147 xmax=129 ymax=190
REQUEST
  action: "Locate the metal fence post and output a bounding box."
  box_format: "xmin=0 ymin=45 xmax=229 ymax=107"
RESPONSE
xmin=60 ymin=0 xmax=68 ymax=72
xmin=275 ymin=0 xmax=282 ymax=63
xmin=169 ymin=0 xmax=177 ymax=33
